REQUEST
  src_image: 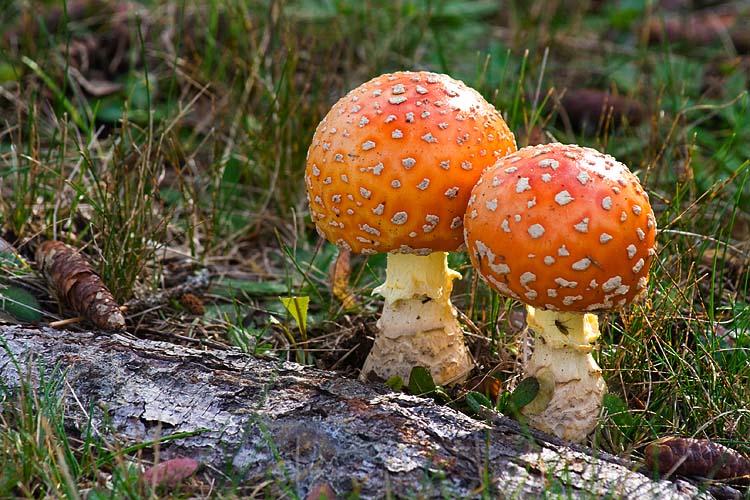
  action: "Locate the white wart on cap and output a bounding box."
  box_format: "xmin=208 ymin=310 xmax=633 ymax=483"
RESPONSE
xmin=305 ymin=71 xmax=517 ymax=255
xmin=464 ymin=143 xmax=657 ymax=312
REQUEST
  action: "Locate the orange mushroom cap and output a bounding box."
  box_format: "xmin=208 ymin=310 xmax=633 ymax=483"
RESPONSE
xmin=464 ymin=143 xmax=657 ymax=312
xmin=305 ymin=71 xmax=517 ymax=255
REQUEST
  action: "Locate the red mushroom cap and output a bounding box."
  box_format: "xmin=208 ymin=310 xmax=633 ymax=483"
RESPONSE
xmin=464 ymin=143 xmax=657 ymax=312
xmin=305 ymin=71 xmax=516 ymax=255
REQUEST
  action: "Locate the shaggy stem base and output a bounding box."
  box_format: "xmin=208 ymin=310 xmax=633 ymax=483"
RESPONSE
xmin=520 ymin=306 xmax=607 ymax=442
xmin=360 ymin=252 xmax=473 ymax=386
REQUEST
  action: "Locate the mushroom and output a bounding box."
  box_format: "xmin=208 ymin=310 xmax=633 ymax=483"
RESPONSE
xmin=463 ymin=143 xmax=657 ymax=441
xmin=305 ymin=71 xmax=517 ymax=385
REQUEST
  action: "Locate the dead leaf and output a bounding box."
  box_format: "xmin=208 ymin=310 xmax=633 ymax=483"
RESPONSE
xmin=701 ymin=247 xmax=748 ymax=281
xmin=36 ymin=240 xmax=125 ymax=330
xmin=462 ymin=372 xmax=503 ymax=401
xmin=179 ymin=292 xmax=206 ymax=315
xmin=330 ymin=249 xmax=357 ymax=309
xmin=646 ymin=12 xmax=749 ymax=54
xmin=68 ymin=67 xmax=123 ymax=96
xmin=4 ymin=1 xmax=137 ymax=83
xmin=305 ymin=482 xmax=336 ymax=500
xmin=142 ymin=457 xmax=199 ymax=488
xmin=0 ymin=236 xmax=18 ymax=255
xmin=558 ymin=88 xmax=645 ymax=132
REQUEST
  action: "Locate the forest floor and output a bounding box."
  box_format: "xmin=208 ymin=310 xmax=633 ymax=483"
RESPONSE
xmin=1 ymin=0 xmax=749 ymax=498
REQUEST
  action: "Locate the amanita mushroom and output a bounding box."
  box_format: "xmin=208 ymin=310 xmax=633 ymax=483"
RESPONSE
xmin=463 ymin=143 xmax=657 ymax=441
xmin=305 ymin=71 xmax=517 ymax=385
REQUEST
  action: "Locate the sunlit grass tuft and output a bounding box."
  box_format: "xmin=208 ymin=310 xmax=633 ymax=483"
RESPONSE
xmin=0 ymin=358 xmax=144 ymax=498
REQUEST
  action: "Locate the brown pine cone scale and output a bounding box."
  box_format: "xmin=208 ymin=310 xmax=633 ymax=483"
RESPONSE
xmin=36 ymin=240 xmax=126 ymax=331
xmin=645 ymin=436 xmax=750 ymax=485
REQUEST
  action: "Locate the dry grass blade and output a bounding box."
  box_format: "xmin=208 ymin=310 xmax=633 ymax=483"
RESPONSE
xmin=36 ymin=240 xmax=125 ymax=331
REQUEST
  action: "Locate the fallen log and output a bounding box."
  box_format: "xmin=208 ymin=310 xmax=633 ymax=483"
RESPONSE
xmin=0 ymin=325 xmax=712 ymax=499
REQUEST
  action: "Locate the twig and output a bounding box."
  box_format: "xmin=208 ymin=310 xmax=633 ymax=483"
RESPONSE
xmin=123 ymin=268 xmax=211 ymax=314
xmin=47 ymin=269 xmax=211 ymax=329
xmin=136 ymin=327 xmax=229 ymax=351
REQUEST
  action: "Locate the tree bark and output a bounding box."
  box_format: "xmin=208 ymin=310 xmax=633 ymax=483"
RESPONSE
xmin=0 ymin=325 xmax=712 ymax=499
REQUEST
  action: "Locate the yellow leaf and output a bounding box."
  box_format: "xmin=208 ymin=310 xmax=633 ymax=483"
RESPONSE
xmin=279 ymin=296 xmax=310 ymax=331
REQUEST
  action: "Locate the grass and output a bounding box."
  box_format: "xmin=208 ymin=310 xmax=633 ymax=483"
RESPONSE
xmin=0 ymin=354 xmax=211 ymax=499
xmin=1 ymin=0 xmax=749 ymax=497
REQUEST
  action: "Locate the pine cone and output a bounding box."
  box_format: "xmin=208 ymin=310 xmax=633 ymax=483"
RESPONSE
xmin=36 ymin=240 xmax=125 ymax=331
xmin=645 ymin=436 xmax=750 ymax=484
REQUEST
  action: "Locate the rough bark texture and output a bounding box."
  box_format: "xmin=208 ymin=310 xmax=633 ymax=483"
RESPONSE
xmin=0 ymin=325 xmax=712 ymax=499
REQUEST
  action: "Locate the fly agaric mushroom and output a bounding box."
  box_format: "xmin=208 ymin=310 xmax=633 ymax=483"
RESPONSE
xmin=464 ymin=143 xmax=656 ymax=441
xmin=305 ymin=71 xmax=517 ymax=385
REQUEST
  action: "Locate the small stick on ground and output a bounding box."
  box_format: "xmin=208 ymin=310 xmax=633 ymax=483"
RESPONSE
xmin=124 ymin=268 xmax=211 ymax=314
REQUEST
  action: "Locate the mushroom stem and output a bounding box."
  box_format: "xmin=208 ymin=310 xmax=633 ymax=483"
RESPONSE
xmin=360 ymin=252 xmax=474 ymax=386
xmin=520 ymin=306 xmax=607 ymax=442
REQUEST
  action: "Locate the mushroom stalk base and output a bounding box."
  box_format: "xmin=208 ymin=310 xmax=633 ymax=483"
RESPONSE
xmin=520 ymin=306 xmax=607 ymax=442
xmin=360 ymin=252 xmax=474 ymax=386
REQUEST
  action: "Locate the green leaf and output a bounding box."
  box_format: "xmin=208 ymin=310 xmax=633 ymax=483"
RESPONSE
xmin=0 ymin=251 xmax=26 ymax=269
xmin=432 ymin=387 xmax=451 ymax=404
xmin=0 ymin=286 xmax=42 ymax=323
xmin=94 ymin=96 xmax=126 ymax=123
xmin=279 ymin=296 xmax=309 ymax=332
xmin=385 ymin=375 xmax=404 ymax=391
xmin=495 ymin=391 xmax=510 ymax=413
xmin=85 ymin=489 xmax=112 ymax=500
xmin=607 ymin=0 xmax=646 ymax=30
xmin=0 ymin=237 xmax=27 ymax=270
xmin=602 ymin=393 xmax=635 ymax=429
xmin=0 ymin=62 xmax=18 ymax=83
xmin=508 ymin=377 xmax=540 ymax=411
xmin=408 ymin=366 xmax=436 ymax=396
xmin=211 ymin=278 xmax=290 ymax=298
xmin=465 ymin=391 xmax=493 ymax=414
